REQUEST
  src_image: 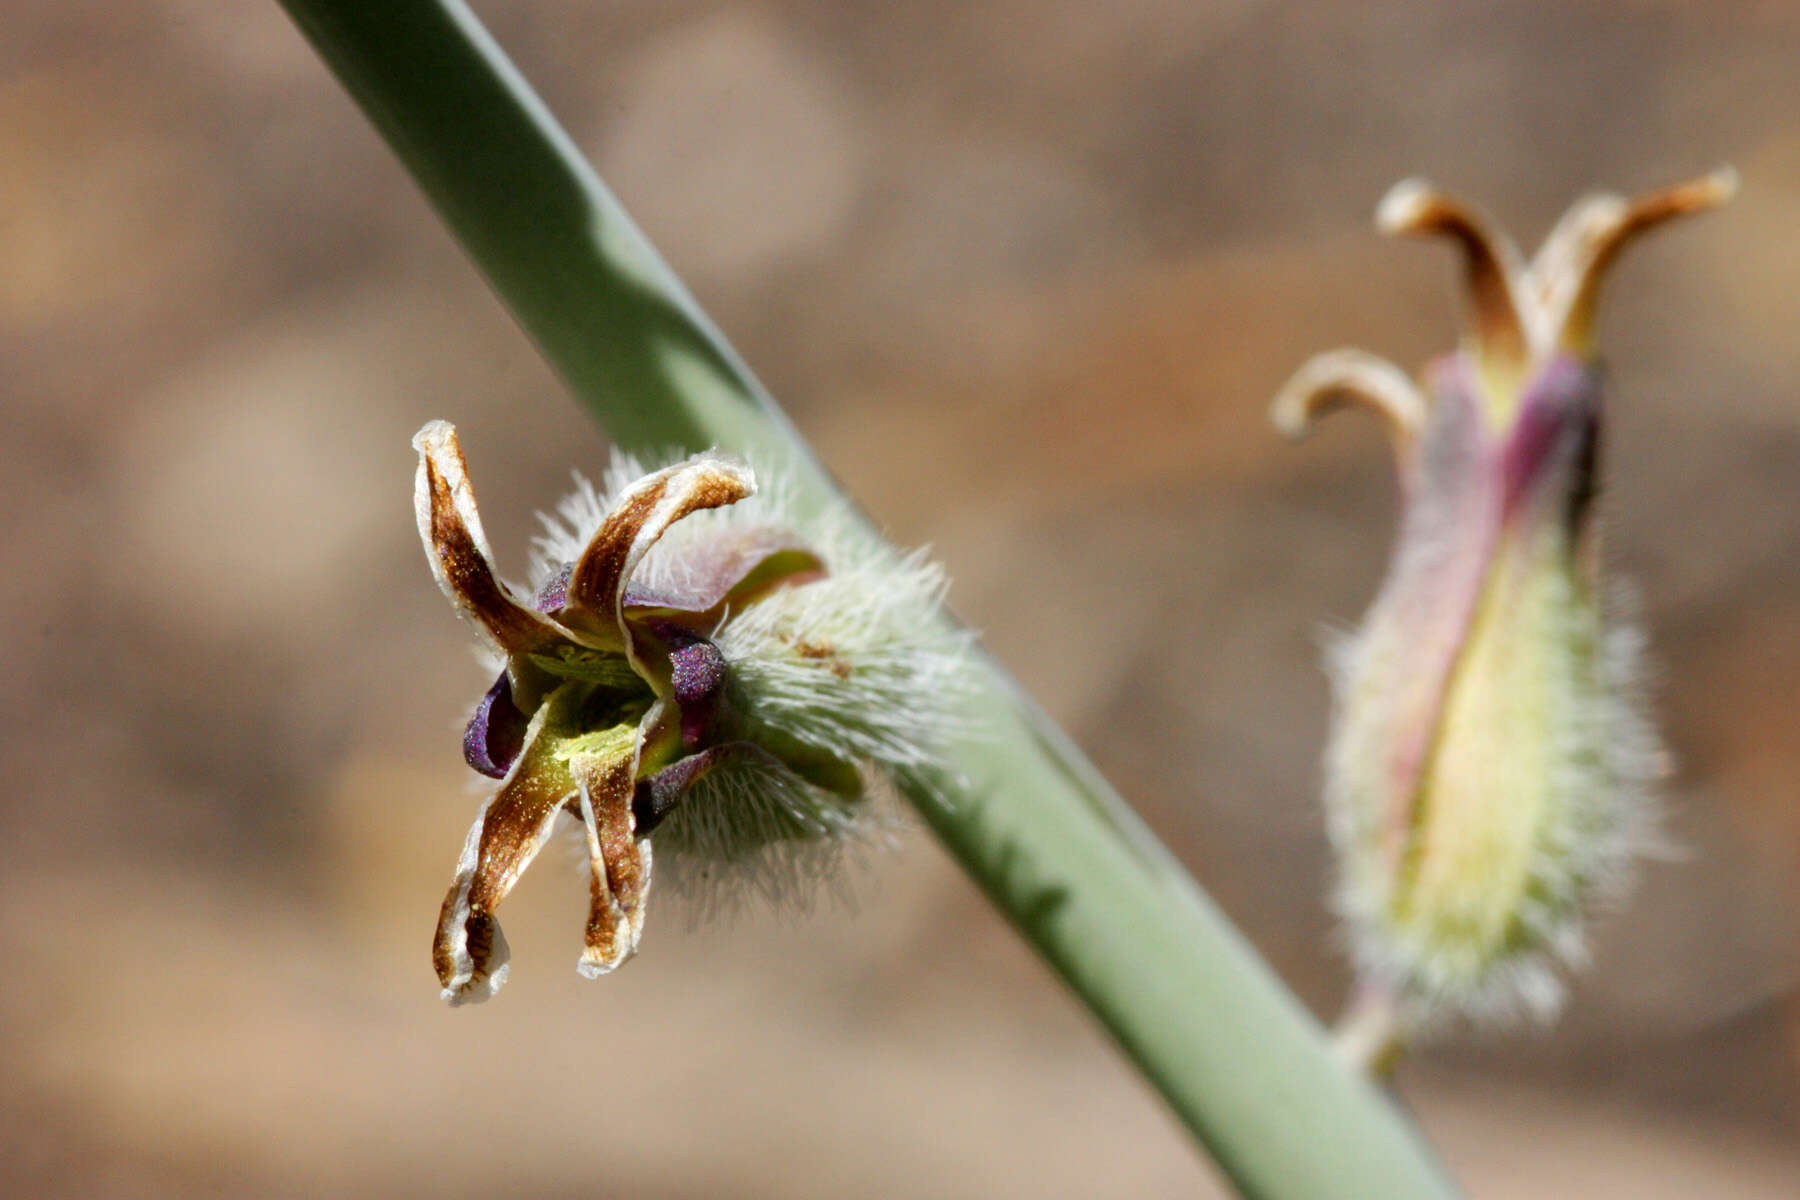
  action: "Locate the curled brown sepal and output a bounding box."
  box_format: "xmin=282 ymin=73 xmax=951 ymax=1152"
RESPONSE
xmin=1270 ymin=347 xmax=1430 ymax=456
xmin=1378 ymin=179 xmax=1531 ymax=375
xmin=1279 ymin=171 xmax=1734 ymax=451
xmin=413 ymin=420 xmax=581 ymax=661
xmin=1531 ymin=167 xmax=1738 ymax=356
xmin=434 ymin=684 xmax=582 ymax=1005
xmin=563 ymin=452 xmax=756 ymax=677
xmin=574 ymin=745 xmax=650 ymax=977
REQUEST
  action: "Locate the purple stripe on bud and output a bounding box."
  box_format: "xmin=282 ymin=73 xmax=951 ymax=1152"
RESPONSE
xmin=1500 ymin=356 xmax=1599 ymax=519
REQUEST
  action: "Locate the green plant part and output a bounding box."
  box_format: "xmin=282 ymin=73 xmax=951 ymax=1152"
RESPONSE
xmin=1274 ymin=171 xmax=1735 ymax=1032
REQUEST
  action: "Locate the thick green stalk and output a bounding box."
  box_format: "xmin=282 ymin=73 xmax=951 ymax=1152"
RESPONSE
xmin=277 ymin=2 xmax=1458 ymax=1195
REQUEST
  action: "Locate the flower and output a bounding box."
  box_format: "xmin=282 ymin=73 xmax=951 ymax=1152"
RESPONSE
xmin=413 ymin=422 xmax=965 ymax=1004
xmin=1273 ymin=170 xmax=1734 ymax=1020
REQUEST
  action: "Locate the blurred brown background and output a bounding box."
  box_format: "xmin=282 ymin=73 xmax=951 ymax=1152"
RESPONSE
xmin=4 ymin=1 xmax=1797 ymax=1196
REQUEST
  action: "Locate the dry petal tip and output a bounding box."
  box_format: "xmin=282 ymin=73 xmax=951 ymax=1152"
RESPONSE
xmin=566 ymin=451 xmax=757 ymax=670
xmin=440 ymin=921 xmax=510 ymax=1006
xmin=574 ymin=749 xmax=651 ymax=978
xmin=410 ymin=418 xmax=457 ymax=461
xmin=413 ymin=420 xmax=492 ymax=578
xmin=414 ymin=420 xmax=572 ymax=658
xmin=434 ymin=816 xmax=513 ymax=1005
xmin=1270 ymin=348 xmax=1429 ymax=447
xmin=1638 ymin=164 xmax=1738 ymax=219
xmin=1539 ymin=166 xmax=1737 ymax=353
xmin=434 ymin=692 xmax=584 ymax=1004
xmin=579 ymin=935 xmax=637 ymax=978
xmin=1373 ymin=177 xmax=1442 ymax=238
xmin=1375 ymin=178 xmax=1530 ymax=368
xmin=1702 ymin=163 xmax=1740 ymax=201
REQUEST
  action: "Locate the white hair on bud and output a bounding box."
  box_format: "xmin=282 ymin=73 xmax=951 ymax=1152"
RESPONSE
xmin=1325 ymin=571 xmax=1669 ymax=1030
xmin=715 ymin=543 xmax=968 ymax=771
xmin=651 ymin=760 xmax=896 ymax=922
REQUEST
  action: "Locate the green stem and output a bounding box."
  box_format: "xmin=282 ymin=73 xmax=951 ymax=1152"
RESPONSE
xmin=278 ymin=2 xmax=1458 ymax=1196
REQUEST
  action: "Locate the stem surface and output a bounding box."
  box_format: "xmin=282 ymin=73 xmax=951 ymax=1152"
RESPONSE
xmin=277 ymin=2 xmax=1459 ymax=1195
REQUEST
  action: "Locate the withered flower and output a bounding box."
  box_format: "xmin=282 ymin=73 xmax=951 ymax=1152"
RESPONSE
xmin=1274 ymin=171 xmax=1733 ymax=1020
xmin=414 ymin=422 xmax=964 ymax=1004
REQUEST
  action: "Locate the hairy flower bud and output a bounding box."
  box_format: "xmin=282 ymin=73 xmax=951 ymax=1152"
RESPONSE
xmin=1274 ymin=171 xmax=1733 ymax=1021
xmin=413 ymin=424 xmax=966 ymax=1004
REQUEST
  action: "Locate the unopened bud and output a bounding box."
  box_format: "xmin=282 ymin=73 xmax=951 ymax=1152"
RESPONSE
xmin=1274 ymin=171 xmax=1731 ymax=1021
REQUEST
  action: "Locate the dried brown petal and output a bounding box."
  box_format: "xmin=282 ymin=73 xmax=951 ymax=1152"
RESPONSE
xmin=574 ymin=748 xmax=650 ymax=977
xmin=1271 ymin=347 xmax=1430 ymax=453
xmin=413 ymin=421 xmax=574 ymax=658
xmin=1533 ymin=167 xmax=1738 ymax=354
xmin=434 ymin=686 xmax=580 ymax=1005
xmin=1378 ymin=180 xmax=1530 ymax=374
xmin=564 ymin=452 xmax=755 ymax=670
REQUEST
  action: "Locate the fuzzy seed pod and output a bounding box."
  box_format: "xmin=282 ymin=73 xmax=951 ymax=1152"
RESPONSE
xmin=414 ymin=424 xmax=966 ymax=1004
xmin=1274 ymin=171 xmax=1733 ymax=1022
